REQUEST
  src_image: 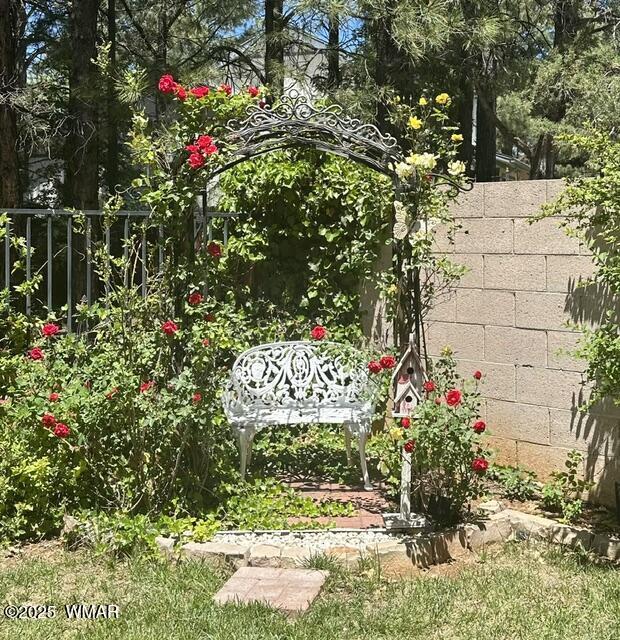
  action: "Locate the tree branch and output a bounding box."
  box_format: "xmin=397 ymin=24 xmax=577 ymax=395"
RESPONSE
xmin=118 ymin=0 xmax=157 ymax=55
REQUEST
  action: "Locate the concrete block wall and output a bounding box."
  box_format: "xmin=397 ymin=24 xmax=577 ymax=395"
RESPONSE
xmin=426 ymin=180 xmax=619 ymax=506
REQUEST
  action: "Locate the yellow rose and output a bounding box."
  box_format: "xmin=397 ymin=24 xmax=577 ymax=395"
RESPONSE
xmin=418 ymin=97 xmax=428 ymax=106
xmin=407 ymin=152 xmax=437 ymax=170
xmin=389 ymin=427 xmax=402 ymax=442
xmin=408 ymin=116 xmax=423 ymax=130
xmin=451 ymin=133 xmax=463 ymax=142
xmin=448 ymin=160 xmax=466 ymax=176
xmin=435 ymin=92 xmax=451 ymax=105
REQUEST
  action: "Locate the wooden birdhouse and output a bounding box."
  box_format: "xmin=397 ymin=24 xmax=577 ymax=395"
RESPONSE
xmin=390 ymin=333 xmax=426 ymax=418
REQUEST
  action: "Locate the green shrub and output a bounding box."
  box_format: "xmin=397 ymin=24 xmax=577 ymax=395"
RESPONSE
xmin=543 ymin=131 xmax=620 ymax=406
xmin=0 ymin=278 xmax=328 ymax=540
xmin=541 ymin=450 xmax=593 ymax=523
xmin=488 ymin=465 xmax=539 ymax=502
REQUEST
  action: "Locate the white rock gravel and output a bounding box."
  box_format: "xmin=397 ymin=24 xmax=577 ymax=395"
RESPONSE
xmin=211 ymin=529 xmax=414 ymax=551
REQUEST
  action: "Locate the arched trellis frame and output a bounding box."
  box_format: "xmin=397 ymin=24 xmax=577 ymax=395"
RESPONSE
xmin=209 ymin=91 xmax=470 ymax=526
xmin=210 ymin=91 xmax=468 ymax=350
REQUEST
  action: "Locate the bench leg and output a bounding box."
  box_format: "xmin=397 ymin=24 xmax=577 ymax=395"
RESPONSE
xmin=343 ymin=425 xmax=353 ymax=466
xmin=358 ymin=428 xmax=372 ymax=491
xmin=238 ymin=427 xmax=255 ymax=481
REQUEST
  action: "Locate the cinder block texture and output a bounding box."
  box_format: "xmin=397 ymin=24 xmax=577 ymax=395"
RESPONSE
xmin=514 ymin=218 xmax=580 ymax=255
xmin=516 ymin=367 xmax=586 ymax=410
xmin=483 ymin=181 xmax=547 ymax=218
xmin=484 ymin=255 xmax=546 ymax=291
xmin=424 ymin=179 xmax=617 ymax=506
xmin=485 ymin=399 xmax=549 ymax=445
xmin=425 ymin=322 xmax=484 ymax=360
xmin=456 ymin=289 xmax=515 ymax=326
xmin=484 ymin=326 xmax=546 ymax=366
xmin=546 ymin=256 xmax=595 ymax=292
xmin=449 ymin=186 xmax=484 ymax=218
xmin=453 ymin=253 xmax=484 ymax=288
xmin=455 ymin=218 xmax=513 ymax=254
xmin=515 ymin=292 xmax=573 ymax=331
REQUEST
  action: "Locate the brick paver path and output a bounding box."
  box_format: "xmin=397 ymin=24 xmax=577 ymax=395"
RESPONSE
xmin=213 ymin=566 xmax=329 ymax=614
xmin=285 ymin=479 xmax=392 ymax=528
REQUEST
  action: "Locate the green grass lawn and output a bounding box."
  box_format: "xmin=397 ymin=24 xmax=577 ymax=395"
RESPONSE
xmin=0 ymin=542 xmax=618 ymax=640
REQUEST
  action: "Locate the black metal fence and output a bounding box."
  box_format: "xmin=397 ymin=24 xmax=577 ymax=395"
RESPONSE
xmin=1 ymin=208 xmax=239 ymax=331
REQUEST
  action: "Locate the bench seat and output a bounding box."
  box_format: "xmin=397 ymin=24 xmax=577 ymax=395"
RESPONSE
xmin=222 ymin=341 xmax=378 ymax=489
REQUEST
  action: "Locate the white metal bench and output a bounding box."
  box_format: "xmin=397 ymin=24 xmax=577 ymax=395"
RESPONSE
xmin=222 ymin=341 xmax=378 ymax=490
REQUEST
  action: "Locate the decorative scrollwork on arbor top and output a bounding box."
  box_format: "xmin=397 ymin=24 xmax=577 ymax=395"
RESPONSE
xmin=213 ymin=90 xmax=404 ymax=177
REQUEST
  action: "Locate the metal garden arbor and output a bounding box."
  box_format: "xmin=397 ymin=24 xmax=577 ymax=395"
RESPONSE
xmin=214 ymin=90 xmax=467 ymax=527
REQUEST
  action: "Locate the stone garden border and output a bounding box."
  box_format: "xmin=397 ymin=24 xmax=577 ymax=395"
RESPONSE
xmin=155 ymin=508 xmax=619 ymax=576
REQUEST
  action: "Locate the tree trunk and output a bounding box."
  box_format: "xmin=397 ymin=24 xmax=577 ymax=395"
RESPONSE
xmin=475 ymin=84 xmax=497 ymax=182
xmin=106 ymin=0 xmax=119 ymax=196
xmin=65 ymin=0 xmax=100 ymax=210
xmin=265 ymin=0 xmax=284 ymax=95
xmin=543 ymin=133 xmax=555 ymax=179
xmin=372 ymin=1 xmax=401 ymax=135
xmin=456 ymin=77 xmax=474 ymax=176
xmin=553 ymin=0 xmax=580 ymax=51
xmin=326 ymin=13 xmax=340 ymax=91
xmin=0 ymin=0 xmax=22 ymax=207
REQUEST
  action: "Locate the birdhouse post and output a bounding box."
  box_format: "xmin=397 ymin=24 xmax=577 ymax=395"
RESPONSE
xmin=383 ymin=333 xmax=430 ymax=529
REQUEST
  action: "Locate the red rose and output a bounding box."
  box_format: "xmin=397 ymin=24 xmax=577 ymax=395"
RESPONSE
xmin=202 ymin=338 xmax=210 ymax=347
xmin=207 ymin=242 xmax=222 ymax=258
xmin=368 ymin=361 xmax=382 ymax=374
xmin=48 ymin=392 xmax=60 ymax=402
xmin=219 ymin=83 xmax=232 ymax=95
xmin=161 ymin=320 xmax=178 ymax=336
xmin=471 ymin=457 xmax=489 ymax=474
xmin=310 ymin=325 xmax=326 ymax=340
xmin=41 ymin=413 xmax=56 ymax=428
xmin=140 ymin=380 xmax=154 ymax=393
xmin=401 ymin=417 xmax=411 ymax=429
xmin=192 ymin=392 xmax=202 ymax=404
xmin=190 ymin=86 xmax=210 ymax=98
xmin=41 ymin=323 xmax=60 ymax=338
xmin=196 ymin=134 xmax=213 ymax=149
xmin=404 ymin=440 xmax=415 ymax=453
xmin=445 ymin=389 xmax=462 ymax=406
xmin=203 ymin=143 xmax=218 ymax=155
xmin=188 ymin=292 xmax=204 ymax=305
xmin=423 ymin=380 xmax=436 ymax=393
xmin=106 ymin=387 xmax=119 ymax=399
xmin=53 ymin=422 xmax=70 ymax=438
xmin=434 ymin=397 xmax=441 ymax=405
xmin=248 ymin=85 xmax=259 ymax=97
xmin=28 ymin=347 xmax=44 ymax=360
xmin=188 ymin=152 xmax=205 ymax=169
xmin=173 ymin=83 xmax=187 ymax=101
xmin=205 ymin=313 xmax=215 ymax=322
xmin=158 ymin=74 xmax=175 ymax=93
xmin=379 ymin=355 xmax=396 ymax=369
xmin=473 ymin=420 xmax=486 ymax=434
xmin=473 ymin=370 xmax=482 ymax=380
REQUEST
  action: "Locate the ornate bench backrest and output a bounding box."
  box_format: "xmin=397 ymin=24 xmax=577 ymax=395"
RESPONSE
xmin=223 ymin=341 xmax=375 ymax=413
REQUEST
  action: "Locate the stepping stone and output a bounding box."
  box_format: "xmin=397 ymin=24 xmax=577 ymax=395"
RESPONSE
xmin=213 ymin=566 xmax=328 ymax=614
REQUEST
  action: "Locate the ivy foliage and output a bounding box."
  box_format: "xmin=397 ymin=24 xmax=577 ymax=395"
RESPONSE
xmin=543 ymin=130 xmax=620 ymax=406
xmin=218 ymin=149 xmax=393 ymax=331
